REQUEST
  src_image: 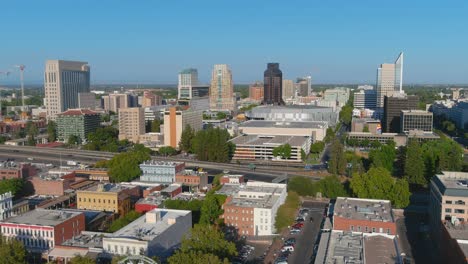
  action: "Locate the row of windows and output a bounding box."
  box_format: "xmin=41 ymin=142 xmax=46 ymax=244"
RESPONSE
xmin=445 ymin=200 xmax=466 ymax=205
xmin=225 ymin=209 xmax=252 ymax=214
xmin=107 ymin=244 xmax=145 ymax=255
xmin=445 ymin=208 xmax=465 ymax=214
xmin=2 ymin=227 xmax=53 ymax=238
xmin=78 ymin=197 xmax=116 ymax=204
xmin=349 ymin=225 xmax=391 ymax=235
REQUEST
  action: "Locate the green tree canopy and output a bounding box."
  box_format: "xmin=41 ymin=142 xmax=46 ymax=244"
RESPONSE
xmin=69 ymin=255 xmax=95 ymax=264
xmin=85 ymin=126 xmax=126 ymax=152
xmin=150 ymin=119 xmax=161 ymax=133
xmin=107 ymin=148 xmax=151 ymax=182
xmin=47 ymin=120 xmax=57 ymax=142
xmin=310 ymin=141 xmax=325 ymax=154
xmin=328 ymin=139 xmax=346 ymax=175
xmin=0 ymin=179 xmax=24 ymax=197
xmin=179 ymin=125 xmax=195 ymax=153
xmin=316 ymin=175 xmax=348 ymax=199
xmin=107 ymin=211 xmax=142 ymax=232
xmin=272 ymin=144 xmax=292 ymax=159
xmin=404 ymin=140 xmax=426 ymax=186
xmin=350 ymin=167 xmax=410 ymax=208
xmin=158 ymin=146 xmax=178 ymax=156
xmin=275 ymin=191 xmax=301 ymax=231
xmin=216 ymin=112 xmax=227 ymax=120
xmin=192 ymin=127 xmax=234 ymax=163
xmin=169 ymin=225 xmax=237 ymax=263
xmin=339 ymin=105 xmax=353 ymax=126
xmin=0 ymin=235 xmax=26 ymax=264
xmin=369 ymin=141 xmax=396 ymax=173
xmin=199 ymin=194 xmax=227 ymax=225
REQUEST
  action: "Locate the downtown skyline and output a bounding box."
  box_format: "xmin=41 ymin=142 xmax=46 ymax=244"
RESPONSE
xmin=1 ymin=1 xmax=468 ymax=85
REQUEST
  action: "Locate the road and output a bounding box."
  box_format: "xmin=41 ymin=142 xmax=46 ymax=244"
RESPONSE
xmin=285 ymin=201 xmax=326 ymax=264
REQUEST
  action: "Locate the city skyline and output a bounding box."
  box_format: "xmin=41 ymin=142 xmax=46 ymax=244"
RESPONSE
xmin=1 ymin=1 xmax=468 ymax=85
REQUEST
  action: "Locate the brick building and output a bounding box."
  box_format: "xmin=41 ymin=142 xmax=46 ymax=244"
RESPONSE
xmin=333 ymin=197 xmax=396 ymax=235
xmin=0 ymin=209 xmax=85 ymax=252
xmin=0 ymin=161 xmax=36 ymax=180
xmin=29 ymin=172 xmax=77 ymax=196
xmin=175 ymin=171 xmax=209 ymax=189
xmin=220 ymin=174 xmax=244 ymax=185
xmin=161 ymin=184 xmax=182 ymax=198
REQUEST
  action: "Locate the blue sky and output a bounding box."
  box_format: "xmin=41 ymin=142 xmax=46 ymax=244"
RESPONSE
xmin=1 ymin=0 xmax=467 ymax=85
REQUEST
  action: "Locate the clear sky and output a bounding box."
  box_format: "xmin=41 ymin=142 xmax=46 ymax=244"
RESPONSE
xmin=1 ymin=0 xmax=467 ymax=85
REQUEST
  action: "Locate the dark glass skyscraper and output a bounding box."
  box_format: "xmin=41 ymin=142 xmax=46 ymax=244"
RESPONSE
xmin=263 ymin=63 xmax=284 ymax=105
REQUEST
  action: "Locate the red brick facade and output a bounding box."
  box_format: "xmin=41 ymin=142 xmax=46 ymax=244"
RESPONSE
xmin=29 ymin=172 xmax=77 ymax=196
xmin=333 ymin=216 xmax=397 ymax=235
xmin=0 ymin=163 xmax=36 ymax=180
xmin=54 ymin=213 xmax=86 ymax=246
xmin=176 ymin=174 xmax=201 ymax=185
xmin=143 ymin=185 xmax=163 ymax=198
xmin=220 ymin=175 xmax=244 ymax=185
xmin=135 ymin=203 xmax=159 ymax=214
xmin=222 ymin=196 xmax=255 ymax=236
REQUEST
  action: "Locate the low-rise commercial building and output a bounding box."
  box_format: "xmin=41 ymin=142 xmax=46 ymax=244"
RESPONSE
xmin=0 ymin=209 xmax=85 ymax=252
xmin=0 ymin=192 xmax=13 ymax=220
xmin=238 ymin=120 xmax=328 ymax=142
xmin=103 ymin=209 xmax=192 ymax=258
xmin=400 ymin=110 xmax=433 ymax=133
xmin=161 ymin=184 xmax=182 ymax=198
xmin=220 ymin=182 xmax=287 ymax=236
xmin=351 ymin=118 xmax=381 ymax=134
xmin=175 ymin=170 xmax=209 ymax=189
xmin=140 ymin=161 xmax=185 ymax=184
xmin=56 ymin=109 xmax=101 ymax=143
xmin=347 ymin=130 xmax=440 ymax=147
xmin=333 ymin=197 xmax=396 ymax=235
xmin=220 ymin=175 xmax=244 ymax=185
xmin=0 ymin=161 xmax=36 ymax=180
xmin=76 ymin=183 xmax=140 ymax=216
xmin=29 ymin=172 xmax=78 ymax=196
xmin=230 ymin=134 xmax=311 ymax=162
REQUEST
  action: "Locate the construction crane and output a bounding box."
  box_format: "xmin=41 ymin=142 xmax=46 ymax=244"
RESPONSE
xmin=0 ymin=71 xmax=11 ymax=117
xmin=14 ymin=65 xmax=26 ymax=108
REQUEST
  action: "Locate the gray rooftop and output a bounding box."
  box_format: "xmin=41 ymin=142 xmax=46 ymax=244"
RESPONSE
xmin=2 ymin=209 xmax=83 ymax=227
xmin=334 ymin=197 xmax=394 ymax=223
xmin=432 ymin=171 xmax=468 ymax=197
xmin=80 ymin=183 xmax=135 ymax=193
xmin=140 ymin=160 xmax=184 ymax=167
xmin=240 ymin=120 xmax=328 ymax=129
xmin=230 ymin=135 xmax=308 ymax=147
xmin=325 ymin=232 xmax=364 ymax=264
xmin=111 ymin=209 xmax=191 ymax=241
xmin=248 ymin=105 xmax=334 ymax=113
xmin=363 ymin=235 xmax=399 ymax=264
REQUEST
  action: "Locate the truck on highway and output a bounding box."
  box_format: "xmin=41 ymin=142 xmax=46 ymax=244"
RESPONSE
xmin=66 ymin=160 xmax=78 ymax=166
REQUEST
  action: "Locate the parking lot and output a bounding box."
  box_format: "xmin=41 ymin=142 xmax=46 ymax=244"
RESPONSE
xmin=274 ymin=201 xmax=327 ymax=264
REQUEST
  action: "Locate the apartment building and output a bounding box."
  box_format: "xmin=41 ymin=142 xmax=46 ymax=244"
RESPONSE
xmin=118 ymin=107 xmax=145 ymax=143
xmin=163 ymin=107 xmax=203 ymax=148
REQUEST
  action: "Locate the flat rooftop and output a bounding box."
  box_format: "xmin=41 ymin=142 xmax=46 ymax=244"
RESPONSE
xmin=401 ymin=109 xmax=432 ymax=115
xmin=162 ymin=184 xmax=181 ymax=193
xmin=60 ymin=232 xmax=108 ymax=249
xmin=334 ymin=197 xmax=394 ymax=223
xmin=240 ymin=120 xmax=328 ymax=129
xmin=363 ymin=235 xmax=398 ymax=264
xmin=229 ymin=195 xmax=280 ymax=209
xmin=111 ymin=209 xmax=191 ymax=241
xmin=220 ymin=182 xmax=286 ymax=209
xmin=80 ymin=183 xmax=134 ymax=193
xmin=2 ymin=209 xmax=82 ymax=227
xmin=230 ymin=134 xmax=308 ymax=147
xmin=325 ymin=232 xmax=364 ymax=264
xmin=432 ymin=171 xmax=468 ymax=197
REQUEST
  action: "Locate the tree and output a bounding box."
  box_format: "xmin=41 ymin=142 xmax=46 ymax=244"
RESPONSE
xmin=362 ymin=125 xmax=369 ymax=133
xmin=350 ymin=167 xmax=410 ymax=208
xmin=216 ymin=112 xmax=227 ymax=120
xmin=288 ymin=176 xmax=316 ymax=196
xmin=168 ymin=251 xmax=228 ymax=264
xmin=68 ymin=135 xmax=81 ymax=145
xmin=26 ymin=121 xmax=38 ymax=146
xmin=150 ymin=119 xmax=161 ymax=133
xmin=422 ymin=138 xmax=463 ymax=180
xmin=339 ymin=105 xmax=353 ymax=126
xmin=369 ymin=142 xmax=396 ymax=173
xmin=192 ymin=127 xmax=233 ymax=162
xmin=179 ymin=125 xmax=195 ymax=153
xmin=107 ymin=148 xmax=151 ymax=182
xmin=0 ymin=235 xmax=26 ymax=264
xmin=158 ymin=146 xmax=177 ymax=156
xmin=310 ymin=141 xmax=325 ymax=154
xmin=47 ymin=121 xmax=57 ymax=142
xmin=200 ymin=194 xmax=226 ymax=225
xmin=0 ymin=179 xmax=24 ymax=196
xmin=69 ymin=255 xmax=95 ymax=264
xmin=169 ymin=225 xmax=237 ymax=263
xmin=328 ymin=139 xmax=346 ymax=175
xmin=275 ymin=192 xmax=301 ymax=231
xmin=404 ymin=140 xmax=426 ymax=186
xmin=85 ymin=126 xmax=123 ymax=152
xmin=272 ymin=144 xmax=292 ymax=159
xmin=324 ymin=127 xmax=335 ymax=143
xmin=316 ymin=175 xmax=348 ymax=199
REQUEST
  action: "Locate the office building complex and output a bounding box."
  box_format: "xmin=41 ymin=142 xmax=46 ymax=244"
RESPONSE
xmin=118 ymin=107 xmax=145 ymax=143
xmin=219 ymin=182 xmax=287 ymax=236
xmin=400 ymin=110 xmax=433 ymax=133
xmin=383 ymin=95 xmax=418 ymax=132
xmin=0 ymin=209 xmax=85 ymax=251
xmin=263 ymin=63 xmax=283 ymax=105
xmin=295 ymin=77 xmax=311 ymax=97
xmin=56 ymin=109 xmax=100 ymax=143
xmin=44 ymin=60 xmax=90 ymax=120
xmin=351 ymin=118 xmax=381 ymax=134
xmin=238 ymin=120 xmax=328 ymax=142
xmin=249 ymin=82 xmax=264 ymax=101
xmin=102 ymin=93 xmax=138 ymax=113
xmin=178 ymin=68 xmax=199 ymax=99
xmin=450 ymin=101 xmax=468 ymax=130
xmin=76 ymin=183 xmax=139 ymax=216
xmin=323 ymin=88 xmax=350 ymax=107
xmin=163 ymin=107 xmax=203 ymax=148
xmin=78 ymin=92 xmax=100 ymax=110
xmin=376 ymin=52 xmax=404 ymax=108
xmin=282 ymin=79 xmax=295 ymax=100
xmin=353 ymin=89 xmax=377 ymax=109
xmin=103 ymin=209 xmax=191 ymax=258
xmin=209 ymin=64 xmax=235 ymax=111
xmin=141 ymin=91 xmax=162 ymax=107
xmin=139 ymin=161 xmax=185 ymax=184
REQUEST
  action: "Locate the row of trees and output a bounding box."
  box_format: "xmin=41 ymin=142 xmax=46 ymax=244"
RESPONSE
xmin=85 ymin=126 xmax=129 ymax=152
xmin=180 ymin=126 xmax=234 ymax=163
xmin=288 ymin=175 xmax=347 ymax=199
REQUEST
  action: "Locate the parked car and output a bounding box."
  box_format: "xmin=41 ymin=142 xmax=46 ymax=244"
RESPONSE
xmin=292 ymin=223 xmax=304 ymax=229
xmin=281 ymin=245 xmax=295 ymax=252
xmin=290 ymin=228 xmax=301 ymax=234
xmin=296 ymin=217 xmax=305 ymax=222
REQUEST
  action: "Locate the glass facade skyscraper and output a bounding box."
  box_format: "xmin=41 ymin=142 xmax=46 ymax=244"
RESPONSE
xmin=263 ymin=63 xmax=284 ymax=105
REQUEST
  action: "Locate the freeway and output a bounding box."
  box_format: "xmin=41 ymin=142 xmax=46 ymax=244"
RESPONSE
xmin=0 ymin=145 xmax=321 ymax=181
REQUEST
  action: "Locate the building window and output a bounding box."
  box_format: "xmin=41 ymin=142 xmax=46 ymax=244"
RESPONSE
xmin=446 ymin=200 xmax=453 ymax=204
xmin=358 ymin=226 xmax=361 ymax=232
xmin=372 ymin=228 xmax=376 ymax=233
xmin=350 ymin=226 xmax=354 ymax=231
xmin=387 ymin=228 xmax=391 ymax=235
xmin=456 ymin=200 xmax=466 ymax=205
xmin=445 ymin=208 xmax=452 ymax=213
xmin=455 ymin=209 xmax=465 ymax=214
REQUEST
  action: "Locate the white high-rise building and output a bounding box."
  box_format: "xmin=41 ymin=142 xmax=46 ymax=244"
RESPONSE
xmin=44 ymin=60 xmax=90 ymax=120
xmin=178 ymin=68 xmax=199 ymax=99
xmin=376 ymin=52 xmax=404 ymax=108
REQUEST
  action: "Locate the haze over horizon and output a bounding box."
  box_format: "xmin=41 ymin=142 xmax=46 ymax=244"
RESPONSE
xmin=1 ymin=1 xmax=467 ymax=85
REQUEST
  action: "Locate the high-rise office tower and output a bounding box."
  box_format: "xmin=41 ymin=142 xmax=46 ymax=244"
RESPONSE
xmin=263 ymin=63 xmax=283 ymax=105
xmin=209 ymin=64 xmax=235 ymax=112
xmin=44 ymin=60 xmax=90 ymax=120
xmin=118 ymin=107 xmax=145 ymax=143
xmin=383 ymin=94 xmax=418 ymax=133
xmin=282 ymin=79 xmax=294 ymax=100
xmin=178 ymin=68 xmax=199 ymax=100
xmin=376 ymin=52 xmax=404 ymax=108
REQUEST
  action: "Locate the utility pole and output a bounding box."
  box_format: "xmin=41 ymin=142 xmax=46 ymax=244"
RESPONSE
xmin=14 ymin=65 xmax=26 ymax=109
